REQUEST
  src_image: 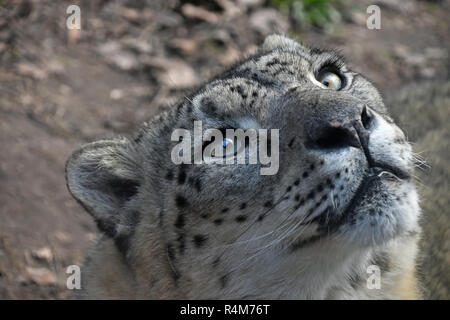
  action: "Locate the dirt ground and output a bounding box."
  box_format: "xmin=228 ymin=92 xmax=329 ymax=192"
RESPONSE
xmin=0 ymin=0 xmax=448 ymax=299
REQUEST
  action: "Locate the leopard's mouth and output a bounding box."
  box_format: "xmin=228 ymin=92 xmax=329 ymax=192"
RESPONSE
xmin=291 ymin=164 xmax=411 ymax=250
xmin=341 ymin=164 xmax=411 ymax=221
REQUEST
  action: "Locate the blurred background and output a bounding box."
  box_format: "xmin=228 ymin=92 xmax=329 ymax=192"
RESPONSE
xmin=0 ymin=0 xmax=448 ymax=299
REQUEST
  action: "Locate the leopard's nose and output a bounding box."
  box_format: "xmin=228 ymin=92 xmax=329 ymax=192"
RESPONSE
xmin=306 ymin=105 xmax=374 ymax=152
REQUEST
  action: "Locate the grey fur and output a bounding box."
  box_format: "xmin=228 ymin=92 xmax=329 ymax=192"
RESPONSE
xmin=66 ymin=35 xmax=422 ymax=299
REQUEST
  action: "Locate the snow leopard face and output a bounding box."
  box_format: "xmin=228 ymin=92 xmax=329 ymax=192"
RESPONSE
xmin=66 ymin=35 xmax=421 ymax=298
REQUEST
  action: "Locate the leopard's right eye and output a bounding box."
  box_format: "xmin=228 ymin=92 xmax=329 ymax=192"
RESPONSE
xmin=316 ymin=71 xmax=342 ymax=90
xmin=210 ymin=138 xmax=239 ymax=158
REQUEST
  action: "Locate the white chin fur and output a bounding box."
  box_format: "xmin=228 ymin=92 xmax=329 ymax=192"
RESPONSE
xmin=338 ymin=181 xmax=420 ymax=247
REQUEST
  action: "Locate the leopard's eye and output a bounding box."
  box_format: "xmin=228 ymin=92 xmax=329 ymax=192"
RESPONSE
xmin=210 ymin=137 xmax=242 ymax=158
xmin=317 ymin=71 xmax=342 ymax=90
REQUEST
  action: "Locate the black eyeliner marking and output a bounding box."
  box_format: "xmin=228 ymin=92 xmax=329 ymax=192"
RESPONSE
xmin=193 ymin=235 xmax=208 ymax=248
xmin=175 ymin=194 xmax=189 ymax=208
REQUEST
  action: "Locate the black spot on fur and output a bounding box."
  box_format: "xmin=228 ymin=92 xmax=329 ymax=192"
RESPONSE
xmin=310 ymin=164 xmax=315 ymax=171
xmin=167 ymin=243 xmax=176 ymax=261
xmin=175 ymin=213 xmax=185 ymax=229
xmin=165 ymin=169 xmax=174 ymax=181
xmin=193 ymin=235 xmax=208 ymax=248
xmin=295 ymin=194 xmax=301 ymax=202
xmin=220 ymin=274 xmax=228 ymax=289
xmin=201 ymin=97 xmax=217 ymax=115
xmin=184 ymin=103 xmax=192 ymax=113
xmin=177 ymin=233 xmax=186 ymax=255
xmin=178 ymin=167 xmax=187 ymax=185
xmin=302 ymin=171 xmax=309 ymax=178
xmin=257 ymin=214 xmax=265 ymax=222
xmin=214 ymin=218 xmax=224 ymax=225
xmin=108 ymin=178 xmax=139 ymax=202
xmin=175 ymin=194 xmax=189 ymax=208
xmin=201 ymin=213 xmax=211 ymax=220
xmin=294 ymin=179 xmax=300 ymax=186
xmin=134 ymin=131 xmax=144 ymax=143
xmin=235 ymin=215 xmax=247 ymax=222
xmin=286 ymin=186 xmax=292 ymax=192
xmin=317 ymin=184 xmax=324 ymax=192
xmin=114 ymin=233 xmax=132 ymax=257
xmin=96 ymin=218 xmax=116 ymax=238
xmin=194 ymin=178 xmax=202 ymax=192
xmin=159 ymin=210 xmax=164 ymax=226
xmin=348 ymin=272 xmax=363 ymax=290
xmin=221 ymin=208 xmax=229 ymax=214
xmin=266 ymin=58 xmax=280 ymax=67
xmin=128 ymin=210 xmax=141 ymax=227
xmin=290 ymin=234 xmax=323 ymax=251
xmin=264 ymin=201 xmax=273 ymax=207
xmin=288 ymin=138 xmax=295 ymax=148
xmin=307 ymin=191 xmax=315 ymax=200
xmin=212 ymin=257 xmax=220 ymax=268
xmin=239 ymin=203 xmax=247 ymax=210
xmin=310 ymin=47 xmax=327 ymax=55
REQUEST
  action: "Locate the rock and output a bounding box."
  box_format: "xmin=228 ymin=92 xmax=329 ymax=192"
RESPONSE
xmin=14 ymin=0 xmax=32 ymax=19
xmin=154 ymin=11 xmax=183 ymax=29
xmin=110 ymin=88 xmax=124 ymax=100
xmin=349 ymin=11 xmax=367 ymax=26
xmin=237 ymin=0 xmax=264 ymax=8
xmin=98 ymin=41 xmax=121 ymax=55
xmin=420 ymin=67 xmax=436 ymax=78
xmin=249 ymin=8 xmax=290 ymax=36
xmin=425 ymin=47 xmax=447 ymax=60
xmin=46 ymin=60 xmax=65 ymax=74
xmin=144 ymin=57 xmax=199 ymax=89
xmin=16 ymin=62 xmax=47 ymax=80
xmin=216 ymin=0 xmax=244 ymax=19
xmin=98 ymin=41 xmax=140 ymax=71
xmin=181 ymin=4 xmax=220 ymax=24
xmin=112 ymin=52 xmax=139 ymax=71
xmin=26 ymin=267 xmax=57 ymax=285
xmin=53 ymin=231 xmax=72 ymax=244
xmin=121 ymin=37 xmax=152 ymax=54
xmin=31 ymin=247 xmax=53 ymax=262
xmin=119 ymin=7 xmax=140 ymax=22
xmin=218 ymin=46 xmax=241 ymax=66
xmin=168 ymin=38 xmax=198 ymax=55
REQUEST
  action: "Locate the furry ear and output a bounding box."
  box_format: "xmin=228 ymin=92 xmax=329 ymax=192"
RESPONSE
xmin=65 ymin=138 xmax=141 ymax=237
xmin=262 ymin=34 xmax=305 ymax=52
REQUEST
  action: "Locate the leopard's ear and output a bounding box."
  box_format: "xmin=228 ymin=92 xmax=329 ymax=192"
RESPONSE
xmin=262 ymin=34 xmax=305 ymax=52
xmin=65 ymin=138 xmax=141 ymax=237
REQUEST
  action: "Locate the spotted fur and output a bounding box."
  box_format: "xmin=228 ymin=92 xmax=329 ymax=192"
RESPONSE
xmin=66 ymin=35 xmax=422 ymax=299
